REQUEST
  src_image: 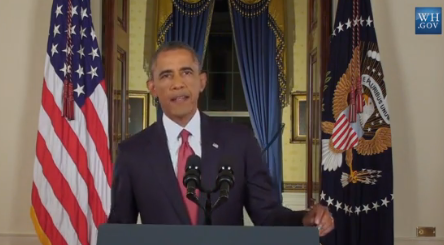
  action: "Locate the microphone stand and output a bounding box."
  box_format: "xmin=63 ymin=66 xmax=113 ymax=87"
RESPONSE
xmin=204 ymin=191 xmax=212 ymax=225
xmin=197 ymin=186 xmax=227 ymax=226
xmin=198 ymin=186 xmax=216 ymax=225
xmin=189 ymin=172 xmax=234 ymax=225
xmin=186 ymin=185 xmax=219 ymax=225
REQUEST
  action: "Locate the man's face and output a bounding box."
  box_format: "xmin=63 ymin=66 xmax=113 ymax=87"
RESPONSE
xmin=147 ymin=49 xmax=206 ymax=120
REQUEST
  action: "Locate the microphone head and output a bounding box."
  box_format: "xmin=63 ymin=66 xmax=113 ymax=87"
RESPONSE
xmin=216 ymin=157 xmax=235 ymax=189
xmin=217 ymin=156 xmax=234 ymax=175
xmin=183 ymin=155 xmax=202 ymax=188
xmin=185 ymin=154 xmax=202 ymax=170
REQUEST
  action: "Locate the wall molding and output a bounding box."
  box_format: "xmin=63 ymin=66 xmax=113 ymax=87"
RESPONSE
xmin=0 ymin=233 xmax=39 ymax=245
xmin=282 ymin=181 xmax=320 ymax=192
xmin=282 ymin=192 xmax=306 ymax=209
xmin=396 ymin=237 xmax=444 ymax=241
xmin=395 ymin=237 xmax=444 ymax=245
xmin=283 ymin=181 xmax=307 ymax=192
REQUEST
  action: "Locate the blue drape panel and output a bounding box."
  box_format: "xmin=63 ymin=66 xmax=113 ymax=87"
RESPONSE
xmin=156 ymin=0 xmax=214 ymax=120
xmin=229 ymin=1 xmax=284 ymax=201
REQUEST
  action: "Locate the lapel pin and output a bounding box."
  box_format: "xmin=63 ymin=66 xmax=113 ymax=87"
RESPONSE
xmin=212 ymin=143 xmax=219 ymax=149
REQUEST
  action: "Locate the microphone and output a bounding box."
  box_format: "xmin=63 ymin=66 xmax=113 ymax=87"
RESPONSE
xmin=182 ymin=155 xmax=202 ymax=203
xmin=212 ymin=159 xmax=235 ymax=210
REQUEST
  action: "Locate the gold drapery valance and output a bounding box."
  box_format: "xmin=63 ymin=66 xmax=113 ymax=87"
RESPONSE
xmin=230 ymin=0 xmax=270 ymax=17
xmin=268 ymin=0 xmax=286 ymax=107
xmin=143 ymin=0 xmax=173 ymax=75
xmin=154 ymin=0 xmax=173 ymax=50
xmin=240 ymin=0 xmax=262 ymax=4
xmin=145 ymin=0 xmax=286 ymax=106
xmin=154 ymin=0 xmax=213 ymax=50
xmin=182 ymin=0 xmax=203 ymax=3
xmin=144 ymin=0 xmax=213 ymax=76
xmin=144 ymin=0 xmax=215 ymax=79
xmin=172 ymin=0 xmax=213 ymax=16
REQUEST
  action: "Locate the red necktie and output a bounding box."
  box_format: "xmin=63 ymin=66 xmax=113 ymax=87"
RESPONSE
xmin=177 ymin=129 xmax=199 ymax=225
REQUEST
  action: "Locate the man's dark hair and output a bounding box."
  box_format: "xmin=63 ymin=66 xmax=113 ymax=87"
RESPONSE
xmin=149 ymin=41 xmax=201 ymax=79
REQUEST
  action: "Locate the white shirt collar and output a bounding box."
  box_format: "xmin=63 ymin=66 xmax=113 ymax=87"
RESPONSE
xmin=162 ymin=109 xmax=201 ymax=142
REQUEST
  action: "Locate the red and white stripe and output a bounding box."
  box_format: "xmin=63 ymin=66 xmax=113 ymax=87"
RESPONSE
xmin=31 ymin=54 xmax=113 ymax=245
xmin=332 ymin=111 xmax=359 ymax=151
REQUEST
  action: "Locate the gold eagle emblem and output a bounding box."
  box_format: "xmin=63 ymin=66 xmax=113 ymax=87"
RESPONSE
xmin=321 ymin=42 xmax=392 ymax=187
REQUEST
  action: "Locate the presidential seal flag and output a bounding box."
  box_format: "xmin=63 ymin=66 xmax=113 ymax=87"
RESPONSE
xmin=320 ymin=0 xmax=394 ymax=244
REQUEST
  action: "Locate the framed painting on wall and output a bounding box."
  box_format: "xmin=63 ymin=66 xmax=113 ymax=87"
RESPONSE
xmin=128 ymin=91 xmax=149 ymax=137
xmin=291 ymin=92 xmax=307 ymax=143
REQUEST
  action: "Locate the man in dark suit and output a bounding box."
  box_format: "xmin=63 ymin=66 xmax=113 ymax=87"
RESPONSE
xmin=108 ymin=41 xmax=334 ymax=237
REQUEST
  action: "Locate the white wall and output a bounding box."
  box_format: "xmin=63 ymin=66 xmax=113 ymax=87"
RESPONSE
xmin=0 ymin=0 xmax=443 ymax=244
xmin=371 ymin=0 xmax=444 ymax=244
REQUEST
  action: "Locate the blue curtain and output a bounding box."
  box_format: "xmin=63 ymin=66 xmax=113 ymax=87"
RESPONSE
xmin=228 ymin=0 xmax=285 ymax=202
xmin=156 ymin=0 xmax=215 ymax=119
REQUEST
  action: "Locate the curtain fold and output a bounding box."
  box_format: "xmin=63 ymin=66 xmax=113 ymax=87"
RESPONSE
xmin=154 ymin=0 xmax=215 ymax=120
xmin=228 ymin=0 xmax=286 ymax=201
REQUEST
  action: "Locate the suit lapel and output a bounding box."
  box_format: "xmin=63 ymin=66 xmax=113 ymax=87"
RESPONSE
xmin=145 ymin=121 xmax=191 ymax=224
xmin=197 ymin=113 xmax=222 ymax=225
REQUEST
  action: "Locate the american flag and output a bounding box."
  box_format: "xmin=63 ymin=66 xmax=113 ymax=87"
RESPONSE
xmin=30 ymin=0 xmax=113 ymax=245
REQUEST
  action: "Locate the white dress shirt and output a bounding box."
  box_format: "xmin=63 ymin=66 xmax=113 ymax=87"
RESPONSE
xmin=162 ymin=110 xmax=202 ymax=176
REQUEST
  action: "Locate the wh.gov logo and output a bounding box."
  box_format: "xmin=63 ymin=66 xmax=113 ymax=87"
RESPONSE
xmin=415 ymin=7 xmax=442 ymax=34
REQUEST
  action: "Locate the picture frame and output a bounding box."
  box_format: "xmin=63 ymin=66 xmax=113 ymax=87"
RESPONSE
xmin=309 ymin=48 xmax=320 ymax=144
xmin=312 ymin=93 xmax=321 ymax=144
xmin=116 ymin=0 xmax=128 ymax=31
xmin=290 ymin=92 xmax=307 ymax=143
xmin=128 ymin=91 xmax=149 ymax=137
xmin=309 ymin=0 xmax=318 ymax=31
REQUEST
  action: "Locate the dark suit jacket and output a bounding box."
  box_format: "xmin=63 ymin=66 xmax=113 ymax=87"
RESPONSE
xmin=107 ymin=112 xmax=307 ymax=226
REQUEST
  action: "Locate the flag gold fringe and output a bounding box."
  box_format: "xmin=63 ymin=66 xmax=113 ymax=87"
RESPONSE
xmin=30 ymin=206 xmax=52 ymax=245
